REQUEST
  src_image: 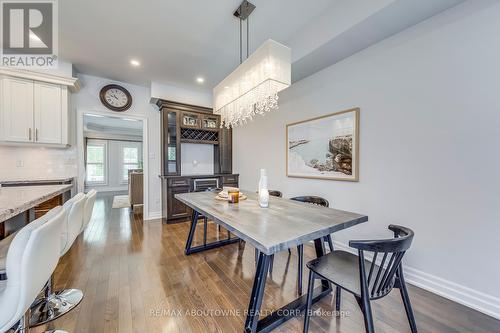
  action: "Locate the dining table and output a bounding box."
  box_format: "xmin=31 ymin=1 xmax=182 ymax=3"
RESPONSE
xmin=175 ymin=190 xmax=368 ymax=333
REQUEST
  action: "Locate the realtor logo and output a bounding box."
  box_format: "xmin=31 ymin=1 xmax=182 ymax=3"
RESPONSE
xmin=1 ymin=0 xmax=58 ymax=68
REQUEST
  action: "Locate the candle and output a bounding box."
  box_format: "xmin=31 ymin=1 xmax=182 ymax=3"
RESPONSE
xmin=228 ymin=190 xmax=239 ymax=204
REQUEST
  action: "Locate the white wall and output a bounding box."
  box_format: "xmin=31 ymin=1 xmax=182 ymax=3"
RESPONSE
xmin=234 ymin=0 xmax=500 ymax=319
xmin=73 ymin=73 xmax=162 ymax=219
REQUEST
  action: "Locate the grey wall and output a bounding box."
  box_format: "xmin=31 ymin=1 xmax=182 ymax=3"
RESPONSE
xmin=233 ymin=0 xmax=500 ymax=319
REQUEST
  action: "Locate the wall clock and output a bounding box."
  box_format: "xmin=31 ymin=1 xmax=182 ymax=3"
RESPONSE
xmin=99 ymin=84 xmax=132 ymax=112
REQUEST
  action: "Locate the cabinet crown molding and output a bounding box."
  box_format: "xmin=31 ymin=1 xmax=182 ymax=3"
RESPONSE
xmin=0 ymin=67 xmax=80 ymax=92
xmin=151 ymin=98 xmax=213 ymax=113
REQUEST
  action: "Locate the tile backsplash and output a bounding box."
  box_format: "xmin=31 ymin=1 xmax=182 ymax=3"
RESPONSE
xmin=0 ymin=146 xmax=78 ymax=181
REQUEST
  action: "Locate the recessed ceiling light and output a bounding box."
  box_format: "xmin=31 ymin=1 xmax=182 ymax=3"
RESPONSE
xmin=196 ymin=77 xmax=205 ymax=84
xmin=130 ymin=59 xmax=141 ymax=67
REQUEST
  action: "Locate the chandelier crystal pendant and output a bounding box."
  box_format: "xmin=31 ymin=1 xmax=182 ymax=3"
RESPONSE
xmin=213 ymin=1 xmax=291 ymax=129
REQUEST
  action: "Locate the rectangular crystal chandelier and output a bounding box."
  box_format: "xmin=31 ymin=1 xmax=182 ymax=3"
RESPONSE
xmin=213 ymin=39 xmax=291 ymax=128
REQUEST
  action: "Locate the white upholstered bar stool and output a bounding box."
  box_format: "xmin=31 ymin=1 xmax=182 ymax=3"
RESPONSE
xmin=81 ymin=190 xmax=97 ymax=233
xmin=0 ymin=231 xmax=17 ymax=279
xmin=0 ymin=206 xmax=67 ymax=333
xmin=29 ymin=193 xmax=86 ymax=328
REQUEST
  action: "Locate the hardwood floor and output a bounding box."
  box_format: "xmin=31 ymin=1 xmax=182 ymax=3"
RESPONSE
xmin=33 ymin=194 xmax=500 ymax=333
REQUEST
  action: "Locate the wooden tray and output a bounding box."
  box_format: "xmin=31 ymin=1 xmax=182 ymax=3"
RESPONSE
xmin=215 ymin=194 xmax=248 ymax=201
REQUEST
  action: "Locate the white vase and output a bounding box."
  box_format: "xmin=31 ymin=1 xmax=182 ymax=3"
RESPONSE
xmin=259 ymin=188 xmax=269 ymax=208
xmin=258 ymin=169 xmax=267 ymax=195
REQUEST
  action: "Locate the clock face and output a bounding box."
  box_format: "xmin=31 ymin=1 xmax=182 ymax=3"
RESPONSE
xmin=105 ymin=88 xmax=128 ymax=108
xmin=99 ymin=84 xmax=132 ymax=111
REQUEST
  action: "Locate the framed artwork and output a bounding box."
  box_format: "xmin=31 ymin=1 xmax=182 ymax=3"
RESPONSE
xmin=286 ymin=108 xmax=359 ymax=181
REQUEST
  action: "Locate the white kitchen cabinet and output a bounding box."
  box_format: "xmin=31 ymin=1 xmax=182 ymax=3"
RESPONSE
xmin=34 ymin=82 xmax=66 ymax=144
xmin=0 ymin=74 xmax=73 ymax=146
xmin=1 ymin=77 xmax=34 ymax=142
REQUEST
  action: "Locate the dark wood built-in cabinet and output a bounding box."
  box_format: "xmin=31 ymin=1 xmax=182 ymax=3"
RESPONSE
xmin=154 ymin=99 xmax=238 ymax=223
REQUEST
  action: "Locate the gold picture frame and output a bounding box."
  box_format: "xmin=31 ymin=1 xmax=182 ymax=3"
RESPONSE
xmin=286 ymin=108 xmax=360 ymax=181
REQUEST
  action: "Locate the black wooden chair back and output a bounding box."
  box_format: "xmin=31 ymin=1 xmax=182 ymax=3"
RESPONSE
xmin=290 ymin=196 xmax=329 ymax=207
xmin=349 ymin=224 xmax=414 ymax=300
xmin=268 ymin=190 xmax=283 ymax=198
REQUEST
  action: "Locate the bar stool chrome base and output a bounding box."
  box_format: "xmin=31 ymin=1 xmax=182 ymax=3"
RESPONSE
xmin=6 ymin=309 xmax=69 ymax=333
xmin=29 ymin=289 xmax=83 ymax=327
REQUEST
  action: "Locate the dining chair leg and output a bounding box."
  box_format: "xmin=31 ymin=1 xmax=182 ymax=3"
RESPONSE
xmin=397 ymin=267 xmax=418 ymax=333
xmin=355 ymin=294 xmax=375 ymax=333
xmin=335 ymin=286 xmax=341 ymax=312
xmin=269 ymin=255 xmax=274 ymax=276
xmin=297 ymin=244 xmax=304 ymax=295
xmin=303 ymin=270 xmax=316 ymax=333
xmin=203 ymin=217 xmax=208 ymax=246
xmin=326 ymin=235 xmax=334 ymax=253
xmin=255 ymin=249 xmax=259 ymax=265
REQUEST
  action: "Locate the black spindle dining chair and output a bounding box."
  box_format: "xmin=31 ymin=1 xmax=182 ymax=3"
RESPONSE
xmin=268 ymin=190 xmax=283 ymax=198
xmin=303 ymin=225 xmax=417 ymax=333
xmin=289 ymin=196 xmax=333 ymax=295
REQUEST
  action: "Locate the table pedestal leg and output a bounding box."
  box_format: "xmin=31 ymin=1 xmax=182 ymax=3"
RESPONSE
xmin=243 ymin=238 xmax=332 ymax=333
xmin=185 ymin=211 xmax=240 ymax=255
xmin=244 ymin=252 xmax=271 ymax=333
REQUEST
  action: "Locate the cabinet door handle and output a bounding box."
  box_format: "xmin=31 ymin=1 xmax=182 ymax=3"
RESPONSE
xmin=28 ymin=128 xmax=32 ymax=141
xmin=35 ymin=128 xmax=38 ymax=142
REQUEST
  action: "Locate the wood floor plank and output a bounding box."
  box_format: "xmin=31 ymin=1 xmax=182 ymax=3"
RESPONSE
xmin=31 ymin=193 xmax=500 ymax=333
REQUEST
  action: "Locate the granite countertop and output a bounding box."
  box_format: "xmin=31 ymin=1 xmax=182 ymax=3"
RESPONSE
xmin=0 ymin=177 xmax=75 ymax=185
xmin=0 ymin=184 xmax=73 ymax=223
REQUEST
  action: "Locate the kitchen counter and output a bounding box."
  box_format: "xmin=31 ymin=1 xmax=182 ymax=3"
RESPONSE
xmin=0 ymin=184 xmax=72 ymax=223
xmin=0 ymin=177 xmax=74 ymax=185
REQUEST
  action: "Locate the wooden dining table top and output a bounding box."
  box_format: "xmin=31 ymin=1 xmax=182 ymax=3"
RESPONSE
xmin=175 ymin=191 xmax=368 ymax=255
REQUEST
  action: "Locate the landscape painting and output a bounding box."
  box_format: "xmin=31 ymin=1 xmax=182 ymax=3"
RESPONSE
xmin=286 ymin=108 xmax=359 ymax=181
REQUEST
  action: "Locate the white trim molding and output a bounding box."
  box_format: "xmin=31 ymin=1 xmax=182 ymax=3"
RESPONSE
xmin=0 ymin=67 xmax=80 ymax=92
xmin=77 ymin=108 xmax=149 ymax=224
xmin=146 ymin=211 xmax=162 ymax=221
xmin=332 ymin=241 xmax=500 ymax=320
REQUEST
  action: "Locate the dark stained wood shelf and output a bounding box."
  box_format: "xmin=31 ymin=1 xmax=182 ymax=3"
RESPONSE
xmin=155 ymin=99 xmax=236 ymax=223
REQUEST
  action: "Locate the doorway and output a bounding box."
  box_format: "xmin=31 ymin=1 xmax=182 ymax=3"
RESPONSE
xmin=76 ymin=110 xmax=149 ymax=218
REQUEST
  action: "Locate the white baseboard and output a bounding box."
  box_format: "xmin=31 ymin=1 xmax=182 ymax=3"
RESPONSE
xmin=85 ymin=186 xmax=127 ymax=193
xmin=332 ymin=241 xmax=500 ymax=320
xmin=145 ymin=211 xmax=162 ymax=221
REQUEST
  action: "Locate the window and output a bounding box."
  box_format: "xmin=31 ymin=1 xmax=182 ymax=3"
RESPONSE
xmin=121 ymin=144 xmax=141 ymax=182
xmin=86 ymin=140 xmax=107 ymax=184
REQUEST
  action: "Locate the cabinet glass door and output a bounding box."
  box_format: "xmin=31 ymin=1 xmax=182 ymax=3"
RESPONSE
xmin=202 ymin=116 xmax=219 ymax=130
xmin=181 ymin=112 xmax=200 ymax=129
xmin=167 ymin=111 xmax=178 ymax=174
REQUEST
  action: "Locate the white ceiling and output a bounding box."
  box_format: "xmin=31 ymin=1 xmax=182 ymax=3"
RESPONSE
xmin=60 ymin=0 xmax=333 ymax=88
xmin=84 ymin=114 xmax=143 ymax=137
xmin=60 ymin=0 xmax=465 ymax=92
